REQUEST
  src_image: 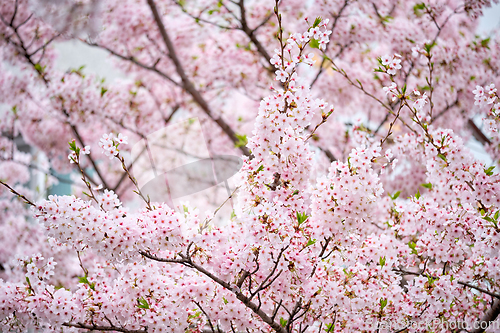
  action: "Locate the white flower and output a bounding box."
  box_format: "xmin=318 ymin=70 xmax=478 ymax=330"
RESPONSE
xmin=413 ymin=93 xmax=428 ymax=111
xmin=275 ymin=69 xmax=289 ymax=82
xmin=117 ymin=133 xmax=128 ymax=145
xmin=68 ymin=152 xmax=77 ymax=163
xmin=81 ymin=146 xmax=91 ymax=154
xmin=381 ymin=54 xmax=392 ymax=66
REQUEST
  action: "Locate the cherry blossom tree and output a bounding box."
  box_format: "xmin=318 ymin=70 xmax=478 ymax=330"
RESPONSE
xmin=1 ymin=0 xmax=500 ymax=332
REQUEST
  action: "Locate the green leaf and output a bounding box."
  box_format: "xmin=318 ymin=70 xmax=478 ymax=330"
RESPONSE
xmin=421 ymin=183 xmax=433 ymax=189
xmin=296 ymin=212 xmax=309 ymax=225
xmin=101 ymin=87 xmax=108 ymax=97
xmin=309 ymin=39 xmax=320 ymax=49
xmin=408 ymin=241 xmax=418 ymax=255
xmin=390 ymin=191 xmax=401 ymax=200
xmin=183 ymin=205 xmax=189 ymax=213
xmin=494 ymin=210 xmax=499 ymax=221
xmin=34 ymin=63 xmax=43 ymax=72
xmin=292 ymin=190 xmax=299 ymax=196
xmin=485 ymin=166 xmax=495 ymax=176
xmin=312 ymin=16 xmax=322 ymax=28
xmin=222 ymin=296 xmax=228 ymax=304
xmin=280 ymin=317 xmax=288 ymax=327
xmin=68 ymin=141 xmax=77 ymax=151
xmin=234 ymin=134 xmax=248 ymax=148
xmin=137 ymin=297 xmax=150 ymax=309
xmin=78 ymin=276 xmax=89 ymax=284
xmin=481 ymin=37 xmax=491 ymax=49
xmin=256 ymin=164 xmax=264 ymax=173
xmin=437 ymin=153 xmax=447 ymax=162
xmin=379 ymin=256 xmax=386 ymax=267
xmin=413 ymin=3 xmax=426 ymax=16
xmin=415 ymin=189 xmax=421 ymax=199
xmin=380 ymin=298 xmax=388 ymax=310
xmin=424 ymin=41 xmax=436 ymax=53
xmin=305 ymin=239 xmax=316 ymax=247
xmin=78 ymin=275 xmax=95 ymax=290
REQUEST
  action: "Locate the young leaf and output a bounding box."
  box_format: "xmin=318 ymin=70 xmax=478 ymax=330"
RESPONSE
xmin=379 ymin=256 xmax=386 ymax=267
xmin=235 ymin=134 xmax=248 ymax=148
xmin=296 ymin=212 xmax=309 ymax=225
xmin=309 ymin=39 xmax=320 ymax=49
xmin=437 ymin=153 xmax=447 ymax=162
xmin=380 ymin=298 xmax=388 ymax=310
xmin=390 ymin=191 xmax=401 ymax=200
xmin=305 ymin=239 xmax=316 ymax=247
xmin=137 ymin=297 xmax=150 ymax=309
xmin=312 ymin=17 xmax=322 ymax=28
xmin=484 ymin=166 xmax=495 ymax=176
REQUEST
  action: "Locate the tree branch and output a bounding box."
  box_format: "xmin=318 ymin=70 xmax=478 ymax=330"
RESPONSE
xmin=146 ymin=0 xmax=251 ymax=157
xmin=62 ymin=322 xmax=146 ymax=333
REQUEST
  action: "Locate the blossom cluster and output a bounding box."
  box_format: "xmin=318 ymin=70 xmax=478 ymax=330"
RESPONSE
xmin=380 ymin=53 xmax=402 ymax=75
xmin=270 ymin=19 xmax=331 ymax=82
xmin=98 ymin=133 xmax=128 ymax=159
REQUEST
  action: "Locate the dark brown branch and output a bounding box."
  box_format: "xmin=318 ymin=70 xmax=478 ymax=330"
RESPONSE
xmin=0 ymin=180 xmax=36 ymax=207
xmin=62 ymin=322 xmax=146 ymax=333
xmin=140 ymin=246 xmax=288 ymax=333
xmin=467 ymin=119 xmax=491 ymax=145
xmin=146 ymin=0 xmax=251 ymax=157
xmin=458 ymin=281 xmax=500 ymax=300
xmin=65 ymin=114 xmax=110 ymax=189
xmin=84 ymin=41 xmax=182 ymax=88
xmin=238 ymin=0 xmax=272 ymax=64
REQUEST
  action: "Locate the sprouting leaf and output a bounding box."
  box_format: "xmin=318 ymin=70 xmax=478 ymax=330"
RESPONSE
xmin=484 ymin=166 xmax=495 ymax=176
xmin=309 ymin=39 xmax=320 ymax=49
xmin=305 ymin=239 xmax=316 ymax=247
xmin=421 ymin=183 xmax=433 ymax=189
xmin=137 ymin=297 xmax=150 ymax=309
xmin=235 ymin=134 xmax=248 ymax=148
xmin=437 ymin=153 xmax=447 ymax=162
xmin=296 ymin=212 xmax=309 ymax=225
xmin=78 ymin=275 xmax=95 ymax=290
xmin=415 ymin=189 xmax=421 ymax=199
xmin=380 ymin=298 xmax=388 ymax=310
xmin=390 ymin=191 xmax=401 ymax=200
xmin=408 ymin=241 xmax=418 ymax=255
xmin=312 ymin=16 xmax=322 ymax=28
xmin=481 ymin=37 xmax=491 ymax=49
xmin=101 ymin=87 xmax=108 ymax=97
xmin=379 ymin=256 xmax=386 ymax=267
xmin=280 ymin=318 xmax=288 ymax=327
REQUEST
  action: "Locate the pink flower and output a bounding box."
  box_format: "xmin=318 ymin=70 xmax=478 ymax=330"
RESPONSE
xmin=275 ymin=69 xmax=289 ymax=82
xmin=81 ymin=146 xmax=91 ymax=154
